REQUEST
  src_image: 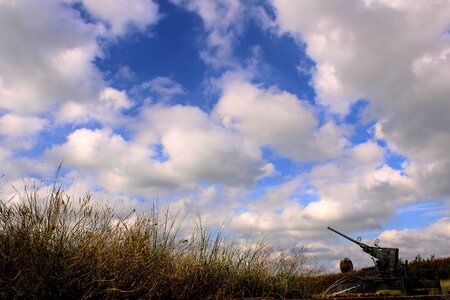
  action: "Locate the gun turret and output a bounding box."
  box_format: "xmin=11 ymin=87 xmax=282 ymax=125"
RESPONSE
xmin=326 ymin=226 xmax=441 ymax=294
xmin=327 ymin=226 xmax=400 ymax=275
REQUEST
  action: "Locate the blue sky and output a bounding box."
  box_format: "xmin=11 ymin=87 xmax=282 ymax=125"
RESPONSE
xmin=1 ymin=0 xmax=449 ymax=271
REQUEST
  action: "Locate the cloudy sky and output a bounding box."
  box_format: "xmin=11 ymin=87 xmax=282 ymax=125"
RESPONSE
xmin=1 ymin=0 xmax=449 ymax=271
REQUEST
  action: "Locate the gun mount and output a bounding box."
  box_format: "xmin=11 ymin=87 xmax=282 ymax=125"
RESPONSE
xmin=327 ymin=226 xmax=399 ymax=276
xmin=327 ymin=226 xmax=441 ymax=295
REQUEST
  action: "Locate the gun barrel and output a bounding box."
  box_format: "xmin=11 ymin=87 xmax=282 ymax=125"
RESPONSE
xmin=327 ymin=226 xmax=361 ymax=245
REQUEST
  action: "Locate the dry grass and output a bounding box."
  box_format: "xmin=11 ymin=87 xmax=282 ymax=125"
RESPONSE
xmin=441 ymin=279 xmax=450 ymax=294
xmin=0 ymin=180 xmax=323 ymax=299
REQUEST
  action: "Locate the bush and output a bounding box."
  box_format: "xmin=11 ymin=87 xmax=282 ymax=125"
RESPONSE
xmin=407 ymin=255 xmax=450 ymax=280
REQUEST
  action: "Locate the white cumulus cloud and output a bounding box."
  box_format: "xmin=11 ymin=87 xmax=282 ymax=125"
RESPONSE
xmin=170 ymin=0 xmax=244 ymax=68
xmin=0 ymin=0 xmax=104 ymax=114
xmin=272 ymin=0 xmax=450 ymax=204
xmin=214 ymin=80 xmax=347 ymax=161
xmin=0 ymin=113 xmax=47 ymax=137
xmin=134 ymin=104 xmax=273 ymax=187
xmin=81 ymin=0 xmax=160 ymax=36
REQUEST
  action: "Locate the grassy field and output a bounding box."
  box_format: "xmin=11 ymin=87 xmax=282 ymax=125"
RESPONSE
xmin=0 ymin=183 xmax=325 ymax=299
xmin=1 ymin=181 xmax=448 ymax=299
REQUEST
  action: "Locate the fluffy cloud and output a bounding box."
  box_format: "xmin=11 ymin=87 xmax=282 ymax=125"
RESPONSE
xmin=47 ymin=103 xmax=273 ymax=195
xmin=0 ymin=0 xmax=104 ymax=114
xmin=272 ymin=0 xmax=450 ymax=203
xmin=405 ymin=161 xmax=450 ymax=202
xmin=45 ymin=128 xmax=182 ymax=194
xmin=273 ymin=0 xmax=450 ymax=114
xmin=0 ymin=0 xmax=158 ymax=119
xmin=132 ymin=76 xmax=186 ymax=102
xmin=378 ymin=217 xmax=450 ymax=259
xmin=0 ymin=113 xmax=47 ymax=137
xmin=214 ymin=80 xmax=347 ymax=161
xmin=0 ymin=147 xmax=11 ymax=163
xmin=55 ymin=87 xmax=132 ymax=126
xmin=81 ymin=0 xmax=160 ymax=36
xmin=304 ymin=141 xmax=417 ymax=226
xmin=0 ymin=113 xmax=48 ymax=151
xmin=215 ymin=140 xmax=418 ymax=248
xmin=134 ymin=104 xmax=273 ymax=186
xmin=170 ymin=0 xmax=244 ymax=68
xmin=99 ymin=87 xmax=132 ymax=110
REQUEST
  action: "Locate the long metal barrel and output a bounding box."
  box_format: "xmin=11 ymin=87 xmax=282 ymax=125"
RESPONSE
xmin=327 ymin=226 xmax=361 ymax=245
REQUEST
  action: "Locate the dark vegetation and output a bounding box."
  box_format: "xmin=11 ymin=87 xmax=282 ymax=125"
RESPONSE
xmin=407 ymin=255 xmax=450 ymax=280
xmin=0 ymin=180 xmax=448 ymax=299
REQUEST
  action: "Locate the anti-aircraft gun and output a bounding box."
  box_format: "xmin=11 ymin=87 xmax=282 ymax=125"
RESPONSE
xmin=327 ymin=226 xmax=399 ymax=276
xmin=327 ymin=226 xmax=441 ymax=295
